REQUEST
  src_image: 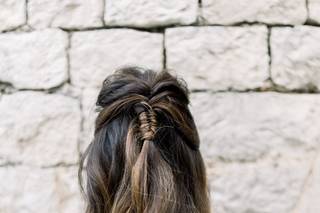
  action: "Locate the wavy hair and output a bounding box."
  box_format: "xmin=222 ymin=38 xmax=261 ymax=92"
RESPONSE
xmin=79 ymin=66 xmax=210 ymax=213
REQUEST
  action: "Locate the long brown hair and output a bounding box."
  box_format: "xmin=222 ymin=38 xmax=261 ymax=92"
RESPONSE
xmin=79 ymin=66 xmax=211 ymax=213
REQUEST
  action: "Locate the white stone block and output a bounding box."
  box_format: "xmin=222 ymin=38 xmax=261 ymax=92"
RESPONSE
xmin=104 ymin=0 xmax=198 ymax=27
xmin=190 ymin=92 xmax=320 ymax=162
xmin=166 ymin=26 xmax=269 ymax=90
xmin=309 ymin=0 xmax=320 ymax=24
xmin=0 ymin=29 xmax=68 ymax=89
xmin=201 ymin=0 xmax=307 ymax=25
xmin=0 ymin=92 xmax=81 ymax=167
xmin=0 ymin=166 xmax=84 ymax=213
xmin=70 ymin=29 xmax=163 ymax=88
xmin=209 ymin=158 xmax=312 ymax=213
xmin=28 ymin=0 xmax=104 ymax=29
xmin=0 ymin=0 xmax=26 ymax=32
xmin=271 ymin=26 xmax=320 ymax=91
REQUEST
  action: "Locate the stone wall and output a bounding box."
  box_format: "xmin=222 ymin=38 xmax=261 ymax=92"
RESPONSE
xmin=0 ymin=0 xmax=319 ymax=212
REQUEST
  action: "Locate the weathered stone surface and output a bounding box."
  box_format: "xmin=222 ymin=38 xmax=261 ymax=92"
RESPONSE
xmin=0 ymin=29 xmax=68 ymax=89
xmin=201 ymin=0 xmax=307 ymax=25
xmin=166 ymin=26 xmax=269 ymax=90
xmin=70 ymin=29 xmax=163 ymax=88
xmin=190 ymin=92 xmax=320 ymax=162
xmin=293 ymin=152 xmax=320 ymax=213
xmin=0 ymin=92 xmax=81 ymax=167
xmin=0 ymin=0 xmax=26 ymax=32
xmin=309 ymin=0 xmax=320 ymax=24
xmin=0 ymin=166 xmax=84 ymax=213
xmin=80 ymin=88 xmax=99 ymax=153
xmin=271 ymin=26 xmax=320 ymax=91
xmin=55 ymin=83 xmax=82 ymax=100
xmin=28 ymin=0 xmax=103 ymax=29
xmin=209 ymin=158 xmax=312 ymax=213
xmin=104 ymin=0 xmax=198 ymax=27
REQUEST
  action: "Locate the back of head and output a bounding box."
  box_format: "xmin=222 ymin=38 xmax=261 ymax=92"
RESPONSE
xmin=79 ymin=66 xmax=211 ymax=213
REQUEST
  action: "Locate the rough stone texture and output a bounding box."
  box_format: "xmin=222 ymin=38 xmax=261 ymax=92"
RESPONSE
xmin=0 ymin=0 xmax=26 ymax=32
xmin=0 ymin=166 xmax=84 ymax=213
xmin=201 ymin=0 xmax=307 ymax=25
xmin=166 ymin=26 xmax=269 ymax=90
xmin=294 ymin=152 xmax=320 ymax=213
xmin=2 ymin=1 xmax=320 ymax=212
xmin=0 ymin=92 xmax=81 ymax=167
xmin=209 ymin=158 xmax=313 ymax=213
xmin=80 ymin=88 xmax=99 ymax=153
xmin=104 ymin=0 xmax=198 ymax=27
xmin=0 ymin=29 xmax=68 ymax=89
xmin=271 ymin=26 xmax=320 ymax=91
xmin=309 ymin=0 xmax=320 ymax=24
xmin=28 ymin=0 xmax=104 ymax=29
xmin=190 ymin=92 xmax=320 ymax=162
xmin=70 ymin=29 xmax=163 ymax=88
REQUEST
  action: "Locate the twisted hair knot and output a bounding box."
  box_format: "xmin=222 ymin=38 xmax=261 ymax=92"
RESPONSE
xmin=134 ymin=101 xmax=157 ymax=142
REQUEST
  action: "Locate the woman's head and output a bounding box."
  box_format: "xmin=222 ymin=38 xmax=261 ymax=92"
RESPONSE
xmin=79 ymin=66 xmax=210 ymax=213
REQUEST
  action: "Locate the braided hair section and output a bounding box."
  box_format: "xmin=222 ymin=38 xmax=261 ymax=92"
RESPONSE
xmin=134 ymin=101 xmax=157 ymax=143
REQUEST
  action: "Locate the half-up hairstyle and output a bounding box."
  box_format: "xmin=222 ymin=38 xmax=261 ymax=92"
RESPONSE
xmin=79 ymin=66 xmax=211 ymax=213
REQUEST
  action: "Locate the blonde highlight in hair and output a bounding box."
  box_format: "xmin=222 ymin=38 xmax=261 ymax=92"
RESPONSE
xmin=79 ymin=66 xmax=211 ymax=213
